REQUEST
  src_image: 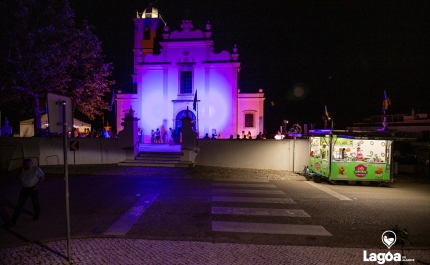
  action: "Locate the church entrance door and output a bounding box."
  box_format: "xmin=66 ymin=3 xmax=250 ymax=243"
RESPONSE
xmin=174 ymin=110 xmax=196 ymax=143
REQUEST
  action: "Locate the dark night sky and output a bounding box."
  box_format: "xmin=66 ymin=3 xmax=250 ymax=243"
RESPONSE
xmin=68 ymin=0 xmax=430 ymax=132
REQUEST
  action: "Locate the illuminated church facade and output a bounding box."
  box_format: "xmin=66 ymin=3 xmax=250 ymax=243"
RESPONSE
xmin=116 ymin=4 xmax=265 ymax=142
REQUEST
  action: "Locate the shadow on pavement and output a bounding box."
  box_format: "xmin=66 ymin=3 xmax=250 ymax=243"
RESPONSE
xmin=1 ymin=226 xmax=68 ymax=260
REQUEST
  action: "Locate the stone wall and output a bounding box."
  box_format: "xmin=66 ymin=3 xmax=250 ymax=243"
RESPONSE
xmin=0 ymin=137 xmax=310 ymax=172
xmin=0 ymin=137 xmax=126 ymax=171
xmin=195 ymin=139 xmax=309 ymax=171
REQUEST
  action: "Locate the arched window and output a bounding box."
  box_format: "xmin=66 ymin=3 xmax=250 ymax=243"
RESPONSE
xmin=144 ymin=26 xmax=151 ymax=40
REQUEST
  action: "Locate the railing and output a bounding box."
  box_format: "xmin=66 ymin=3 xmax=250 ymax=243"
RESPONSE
xmin=369 ymin=114 xmax=405 ymax=123
xmin=6 ymin=157 xmax=40 ymax=171
xmin=45 ymin=155 xmax=59 ymax=165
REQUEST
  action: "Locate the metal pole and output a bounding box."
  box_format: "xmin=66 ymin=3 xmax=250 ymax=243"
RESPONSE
xmin=292 ymin=136 xmax=296 ymax=172
xmin=197 ymin=102 xmax=199 ymax=137
xmin=62 ymin=101 xmax=72 ymax=262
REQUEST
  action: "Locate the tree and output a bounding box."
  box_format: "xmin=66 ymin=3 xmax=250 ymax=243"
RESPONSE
xmin=0 ymin=0 xmax=114 ymax=136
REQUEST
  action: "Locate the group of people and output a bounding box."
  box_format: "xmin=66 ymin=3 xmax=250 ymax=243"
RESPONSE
xmin=203 ymin=133 xmax=223 ymax=139
xmin=71 ymin=127 xmax=116 ymax=138
xmin=150 ymin=128 xmax=163 ymax=143
xmin=202 ymin=131 xmax=266 ymax=140
xmin=320 ymin=144 xmax=365 ymax=161
xmin=149 ymin=127 xmax=181 ymax=144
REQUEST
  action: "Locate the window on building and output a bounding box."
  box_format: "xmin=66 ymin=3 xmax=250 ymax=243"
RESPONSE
xmin=180 ymin=71 xmax=192 ymax=94
xmin=245 ymin=114 xmax=254 ymax=127
xmin=144 ymin=27 xmax=151 ymax=40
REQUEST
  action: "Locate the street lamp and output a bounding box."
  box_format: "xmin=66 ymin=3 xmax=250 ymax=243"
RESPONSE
xmin=282 ymin=120 xmax=288 ymax=134
xmin=328 ymin=117 xmax=334 ymax=130
xmin=44 ymin=121 xmax=49 ymax=137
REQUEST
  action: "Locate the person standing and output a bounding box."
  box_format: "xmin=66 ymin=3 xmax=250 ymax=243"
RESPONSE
xmin=356 ymin=147 xmax=364 ymax=160
xmin=6 ymin=159 xmax=45 ymax=226
xmin=161 ymin=126 xmax=166 ymax=144
xmin=155 ymin=128 xmax=161 ymax=143
xmin=137 ymin=127 xmax=142 ymax=146
xmin=169 ymin=128 xmax=174 ymax=145
xmin=321 ymin=143 xmax=329 ymax=159
xmin=150 ymin=129 xmax=155 ymax=144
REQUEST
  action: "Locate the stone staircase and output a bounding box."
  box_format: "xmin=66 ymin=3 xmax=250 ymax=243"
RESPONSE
xmin=117 ymin=151 xmax=193 ymax=168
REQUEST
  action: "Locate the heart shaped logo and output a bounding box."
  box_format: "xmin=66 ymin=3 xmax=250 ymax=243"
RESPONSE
xmin=381 ymin=230 xmax=396 ymax=249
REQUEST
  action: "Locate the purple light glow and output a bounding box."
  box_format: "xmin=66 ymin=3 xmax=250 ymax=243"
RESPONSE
xmin=309 ymin=129 xmax=332 ymax=134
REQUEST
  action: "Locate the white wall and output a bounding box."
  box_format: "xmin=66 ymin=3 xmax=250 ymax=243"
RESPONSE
xmin=1 ymin=137 xmax=310 ymax=172
xmin=195 ymin=139 xmax=309 ymax=171
xmin=0 ymin=137 xmax=126 ymax=171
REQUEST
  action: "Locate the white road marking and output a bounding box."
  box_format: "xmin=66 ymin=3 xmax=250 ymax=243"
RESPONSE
xmin=212 ymin=221 xmax=332 ymax=236
xmin=212 ymin=207 xmax=310 ymax=217
xmin=212 ymin=183 xmax=277 ymax=188
xmin=212 ymin=196 xmax=296 ymax=204
xmin=213 ymin=179 xmax=269 ymax=182
xmin=212 ymin=189 xmax=286 ymax=195
xmin=103 ymin=193 xmax=159 ymax=235
xmin=305 ymin=182 xmax=352 ymax=200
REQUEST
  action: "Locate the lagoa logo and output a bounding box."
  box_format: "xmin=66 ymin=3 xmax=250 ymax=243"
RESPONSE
xmin=381 ymin=230 xmax=396 ymax=249
xmin=363 ymin=230 xmax=414 ymax=264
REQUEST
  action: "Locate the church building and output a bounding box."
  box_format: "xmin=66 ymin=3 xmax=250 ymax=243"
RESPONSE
xmin=116 ymin=4 xmax=265 ymax=142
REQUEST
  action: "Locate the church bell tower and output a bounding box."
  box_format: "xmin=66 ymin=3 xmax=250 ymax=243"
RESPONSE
xmin=133 ymin=3 xmax=164 ymax=67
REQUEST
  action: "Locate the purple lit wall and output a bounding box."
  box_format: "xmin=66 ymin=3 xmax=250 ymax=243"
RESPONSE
xmin=116 ymin=6 xmax=264 ymax=142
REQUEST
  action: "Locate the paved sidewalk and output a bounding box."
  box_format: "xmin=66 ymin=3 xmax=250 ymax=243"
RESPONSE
xmin=1 ymin=238 xmax=429 ymax=265
xmin=138 ymin=143 xmax=181 ymax=153
xmin=2 ymin=164 xmax=429 ymax=264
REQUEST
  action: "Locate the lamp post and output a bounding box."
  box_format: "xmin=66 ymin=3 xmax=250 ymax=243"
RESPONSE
xmin=328 ymin=117 xmax=334 ymax=130
xmin=282 ymin=120 xmax=288 ymax=136
xmin=45 ymin=121 xmax=49 ymax=136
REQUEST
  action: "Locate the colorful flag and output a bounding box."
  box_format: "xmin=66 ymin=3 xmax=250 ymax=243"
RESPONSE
xmin=110 ymin=89 xmax=115 ymax=111
xmin=382 ymin=90 xmax=391 ymax=111
xmin=193 ymin=90 xmax=197 ymax=111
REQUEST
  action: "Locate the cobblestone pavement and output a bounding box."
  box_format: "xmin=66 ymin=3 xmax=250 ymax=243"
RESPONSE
xmin=39 ymin=164 xmax=309 ymax=180
xmin=1 ymin=238 xmax=429 ymax=265
xmin=36 ymin=164 xmax=430 ymax=185
xmin=2 ymin=165 xmax=429 ymax=264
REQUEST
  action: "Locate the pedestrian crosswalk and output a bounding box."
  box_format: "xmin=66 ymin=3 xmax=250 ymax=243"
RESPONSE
xmin=211 ymin=179 xmax=332 ymax=236
xmin=212 ymin=189 xmax=286 ymax=195
xmin=103 ymin=193 xmax=159 ymax=236
xmin=212 ymin=207 xmax=310 ymax=217
xmin=212 ymin=196 xmax=296 ymax=204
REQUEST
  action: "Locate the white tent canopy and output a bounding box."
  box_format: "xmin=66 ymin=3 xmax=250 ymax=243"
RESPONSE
xmin=20 ymin=114 xmax=91 ymax=137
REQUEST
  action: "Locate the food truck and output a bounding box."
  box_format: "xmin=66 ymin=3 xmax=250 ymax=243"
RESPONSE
xmin=307 ymin=130 xmax=400 ymax=184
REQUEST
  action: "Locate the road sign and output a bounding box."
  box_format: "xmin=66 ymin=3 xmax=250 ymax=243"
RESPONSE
xmin=47 ymin=93 xmax=73 ymax=134
xmin=70 ymin=141 xmax=79 ymax=151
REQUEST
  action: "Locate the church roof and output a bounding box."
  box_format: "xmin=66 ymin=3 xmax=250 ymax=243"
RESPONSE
xmin=136 ymin=3 xmax=165 ymax=23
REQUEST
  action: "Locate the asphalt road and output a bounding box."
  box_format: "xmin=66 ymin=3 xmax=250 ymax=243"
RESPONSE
xmin=1 ymin=172 xmax=429 ymax=251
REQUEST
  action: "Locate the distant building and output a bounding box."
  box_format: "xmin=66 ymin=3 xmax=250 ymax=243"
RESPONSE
xmin=116 ymin=3 xmax=264 ymax=142
xmin=346 ymin=108 xmax=430 ymax=140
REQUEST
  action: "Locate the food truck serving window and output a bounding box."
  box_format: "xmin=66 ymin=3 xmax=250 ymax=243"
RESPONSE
xmin=309 ymin=135 xmax=391 ymax=163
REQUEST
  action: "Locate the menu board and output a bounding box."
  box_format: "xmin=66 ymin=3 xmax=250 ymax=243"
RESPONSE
xmin=334 ymin=138 xmax=353 ymax=147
